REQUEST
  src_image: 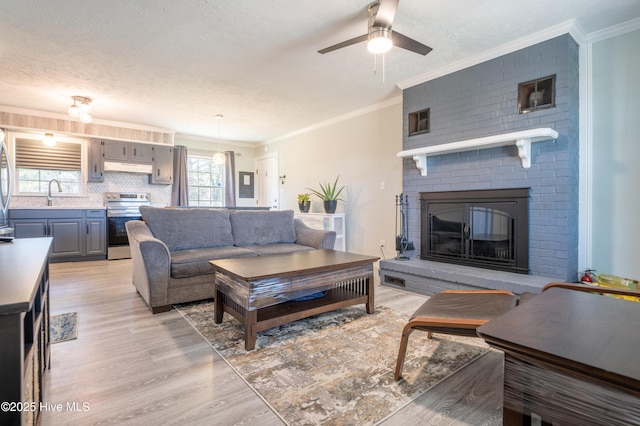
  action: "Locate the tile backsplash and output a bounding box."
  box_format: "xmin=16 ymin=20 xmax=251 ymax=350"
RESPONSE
xmin=9 ymin=171 xmax=172 ymax=209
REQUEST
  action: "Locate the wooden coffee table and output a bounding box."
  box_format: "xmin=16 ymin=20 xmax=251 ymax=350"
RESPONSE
xmin=477 ymin=287 xmax=640 ymax=425
xmin=209 ymin=249 xmax=378 ymax=350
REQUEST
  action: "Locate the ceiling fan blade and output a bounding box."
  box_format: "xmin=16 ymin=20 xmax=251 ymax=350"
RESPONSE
xmin=318 ymin=34 xmax=368 ymax=54
xmin=373 ymin=0 xmax=399 ymax=28
xmin=392 ymin=31 xmax=432 ymax=56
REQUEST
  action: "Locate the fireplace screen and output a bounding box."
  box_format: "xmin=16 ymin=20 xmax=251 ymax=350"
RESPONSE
xmin=421 ymin=189 xmax=529 ymax=274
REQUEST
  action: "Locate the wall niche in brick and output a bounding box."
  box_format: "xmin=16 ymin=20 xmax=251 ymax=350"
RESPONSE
xmin=408 ymin=108 xmax=430 ymax=136
xmin=518 ymin=75 xmax=556 ymax=114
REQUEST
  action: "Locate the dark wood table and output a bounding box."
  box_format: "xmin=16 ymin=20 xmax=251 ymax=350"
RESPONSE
xmin=477 ymin=287 xmax=640 ymax=426
xmin=209 ymin=249 xmax=378 ymax=350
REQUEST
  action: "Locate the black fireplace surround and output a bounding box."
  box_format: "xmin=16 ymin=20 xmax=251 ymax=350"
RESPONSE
xmin=420 ymin=188 xmax=530 ymax=274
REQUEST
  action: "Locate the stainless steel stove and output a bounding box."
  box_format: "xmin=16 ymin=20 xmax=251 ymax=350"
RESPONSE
xmin=104 ymin=192 xmax=151 ymax=260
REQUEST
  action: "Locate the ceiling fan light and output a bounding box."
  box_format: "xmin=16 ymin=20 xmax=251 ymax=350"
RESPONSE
xmin=367 ymin=28 xmax=393 ymax=54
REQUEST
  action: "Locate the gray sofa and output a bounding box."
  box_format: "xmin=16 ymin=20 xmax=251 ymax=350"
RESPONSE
xmin=126 ymin=207 xmax=336 ymax=313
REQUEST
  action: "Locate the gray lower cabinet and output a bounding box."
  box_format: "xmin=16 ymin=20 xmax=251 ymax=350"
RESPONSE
xmin=85 ymin=210 xmax=106 ymax=256
xmin=9 ymin=209 xmax=106 ymax=262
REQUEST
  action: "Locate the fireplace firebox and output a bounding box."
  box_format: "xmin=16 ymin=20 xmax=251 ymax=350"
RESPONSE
xmin=420 ymin=188 xmax=529 ymax=274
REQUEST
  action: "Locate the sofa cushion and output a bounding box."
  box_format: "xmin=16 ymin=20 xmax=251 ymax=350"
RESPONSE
xmin=140 ymin=206 xmax=234 ymax=251
xmin=249 ymin=243 xmax=314 ymax=256
xmin=230 ymin=210 xmax=297 ymax=246
xmin=170 ymin=246 xmax=257 ymax=279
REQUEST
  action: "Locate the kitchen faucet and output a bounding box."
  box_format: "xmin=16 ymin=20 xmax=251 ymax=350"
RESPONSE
xmin=47 ymin=179 xmax=62 ymax=206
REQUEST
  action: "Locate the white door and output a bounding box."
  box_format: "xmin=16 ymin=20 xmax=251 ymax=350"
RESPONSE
xmin=255 ymin=153 xmax=279 ymax=210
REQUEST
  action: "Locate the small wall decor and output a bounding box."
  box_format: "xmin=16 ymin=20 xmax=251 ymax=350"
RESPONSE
xmin=518 ymin=75 xmax=555 ymax=114
xmin=238 ymin=171 xmax=254 ymax=198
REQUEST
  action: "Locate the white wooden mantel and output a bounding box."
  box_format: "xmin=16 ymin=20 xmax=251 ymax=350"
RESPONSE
xmin=397 ymin=128 xmax=558 ymax=176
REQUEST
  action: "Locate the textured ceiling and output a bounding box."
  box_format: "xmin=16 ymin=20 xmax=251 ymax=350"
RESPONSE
xmin=0 ymin=0 xmax=639 ymax=143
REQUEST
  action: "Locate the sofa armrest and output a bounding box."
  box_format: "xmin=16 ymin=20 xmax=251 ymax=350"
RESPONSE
xmin=126 ymin=220 xmax=172 ymax=312
xmin=294 ymin=218 xmax=337 ymax=249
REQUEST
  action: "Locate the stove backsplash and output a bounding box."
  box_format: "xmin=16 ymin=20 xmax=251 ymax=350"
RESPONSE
xmin=401 ymin=34 xmax=580 ymax=281
xmin=9 ymin=171 xmax=171 ymax=209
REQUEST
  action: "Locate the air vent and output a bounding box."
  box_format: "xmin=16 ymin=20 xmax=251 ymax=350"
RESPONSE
xmin=384 ymin=275 xmax=405 ymax=287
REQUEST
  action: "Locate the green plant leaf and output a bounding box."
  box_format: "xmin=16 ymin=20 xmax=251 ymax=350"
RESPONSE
xmin=306 ymin=176 xmax=344 ymax=201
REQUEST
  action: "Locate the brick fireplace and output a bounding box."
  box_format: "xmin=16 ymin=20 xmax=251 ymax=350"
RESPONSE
xmin=379 ymin=34 xmax=579 ymax=295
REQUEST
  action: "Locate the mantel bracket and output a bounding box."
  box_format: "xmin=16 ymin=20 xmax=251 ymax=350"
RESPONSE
xmin=412 ymin=155 xmax=428 ymax=177
xmin=515 ymin=138 xmax=532 ymax=169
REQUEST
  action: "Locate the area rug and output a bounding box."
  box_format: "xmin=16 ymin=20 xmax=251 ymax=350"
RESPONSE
xmin=50 ymin=312 xmax=78 ymax=343
xmin=177 ymin=302 xmax=489 ymax=426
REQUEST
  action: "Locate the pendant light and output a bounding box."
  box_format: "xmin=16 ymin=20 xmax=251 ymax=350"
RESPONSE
xmin=213 ymin=114 xmax=225 ymax=165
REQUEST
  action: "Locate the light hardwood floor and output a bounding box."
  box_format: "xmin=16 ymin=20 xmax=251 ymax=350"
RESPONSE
xmin=41 ymin=259 xmax=503 ymax=426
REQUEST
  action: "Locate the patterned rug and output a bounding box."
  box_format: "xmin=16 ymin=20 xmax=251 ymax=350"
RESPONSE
xmin=177 ymin=302 xmax=489 ymax=426
xmin=50 ymin=312 xmax=78 ymax=343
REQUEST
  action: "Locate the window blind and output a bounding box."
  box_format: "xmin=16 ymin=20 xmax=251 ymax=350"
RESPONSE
xmin=15 ymin=138 xmax=81 ymax=171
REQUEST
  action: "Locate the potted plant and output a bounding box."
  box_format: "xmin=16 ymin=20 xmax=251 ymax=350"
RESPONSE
xmin=307 ymin=176 xmax=345 ymax=214
xmin=297 ymin=193 xmax=311 ymax=213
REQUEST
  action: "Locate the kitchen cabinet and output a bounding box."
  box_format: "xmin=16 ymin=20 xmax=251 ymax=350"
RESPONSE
xmin=103 ymin=141 xmax=153 ymax=164
xmin=85 ymin=209 xmax=106 ymax=256
xmin=0 ymin=238 xmax=52 ymax=426
xmin=150 ymin=145 xmax=173 ymax=185
xmin=294 ymin=213 xmax=346 ymax=251
xmin=88 ymin=139 xmax=105 ymax=182
xmin=9 ymin=209 xmax=106 ymax=262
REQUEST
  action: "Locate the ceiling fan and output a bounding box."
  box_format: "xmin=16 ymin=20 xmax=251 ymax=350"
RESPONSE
xmin=318 ymin=0 xmax=432 ymax=56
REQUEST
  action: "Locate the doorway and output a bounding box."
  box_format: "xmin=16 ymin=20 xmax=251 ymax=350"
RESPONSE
xmin=255 ymin=153 xmax=279 ymax=210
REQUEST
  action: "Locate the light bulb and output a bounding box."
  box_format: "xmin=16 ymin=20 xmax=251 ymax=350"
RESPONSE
xmin=43 ymin=133 xmax=56 ymax=147
xmin=79 ymin=112 xmax=92 ymax=124
xmin=367 ymin=28 xmax=393 ymax=54
xmin=213 ymin=152 xmax=225 ymax=165
xmin=68 ymin=104 xmax=80 ymax=118
xmin=79 ymin=99 xmax=92 ymax=114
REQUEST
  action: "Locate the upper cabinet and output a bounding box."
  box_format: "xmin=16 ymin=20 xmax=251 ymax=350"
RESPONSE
xmin=130 ymin=144 xmax=153 ymax=163
xmin=88 ymin=140 xmax=104 ymax=182
xmin=103 ymin=141 xmax=153 ymax=163
xmin=88 ymin=139 xmax=173 ymax=185
xmin=150 ymin=145 xmax=173 ymax=185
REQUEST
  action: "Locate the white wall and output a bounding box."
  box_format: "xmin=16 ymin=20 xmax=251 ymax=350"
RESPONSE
xmin=256 ymin=101 xmax=403 ymax=258
xmin=174 ymin=134 xmax=257 ymax=207
xmin=591 ymin=28 xmax=640 ymax=278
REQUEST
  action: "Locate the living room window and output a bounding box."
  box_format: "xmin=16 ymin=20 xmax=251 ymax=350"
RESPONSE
xmin=187 ymin=153 xmax=225 ymax=206
xmin=10 ymin=132 xmax=85 ymax=196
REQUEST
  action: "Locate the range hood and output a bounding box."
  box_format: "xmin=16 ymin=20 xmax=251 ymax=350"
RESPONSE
xmin=103 ymin=161 xmax=153 ymax=174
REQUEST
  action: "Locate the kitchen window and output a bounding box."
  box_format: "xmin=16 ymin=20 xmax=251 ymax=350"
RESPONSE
xmin=10 ymin=132 xmax=85 ymax=196
xmin=187 ymin=153 xmax=225 ymax=207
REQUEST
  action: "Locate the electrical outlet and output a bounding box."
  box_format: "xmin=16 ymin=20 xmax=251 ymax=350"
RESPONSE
xmin=380 ymin=239 xmax=385 ymax=248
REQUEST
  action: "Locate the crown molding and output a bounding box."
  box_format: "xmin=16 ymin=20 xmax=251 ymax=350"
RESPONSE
xmin=586 ymin=16 xmax=640 ymax=43
xmin=397 ymin=20 xmax=585 ymax=90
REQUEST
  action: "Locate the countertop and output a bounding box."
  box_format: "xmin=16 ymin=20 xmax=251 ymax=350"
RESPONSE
xmin=9 ymin=206 xmax=106 ymax=210
xmin=0 ymin=237 xmax=53 ymax=315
